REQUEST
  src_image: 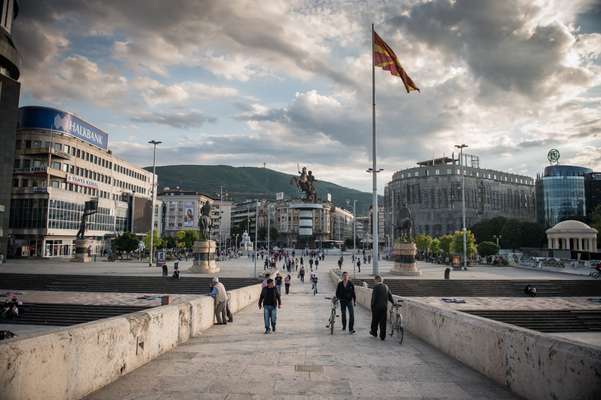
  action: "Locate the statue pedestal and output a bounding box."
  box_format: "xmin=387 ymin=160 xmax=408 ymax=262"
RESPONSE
xmin=72 ymin=239 xmax=93 ymax=263
xmin=390 ymin=242 xmax=421 ymax=276
xmin=187 ymin=240 xmax=219 ymax=274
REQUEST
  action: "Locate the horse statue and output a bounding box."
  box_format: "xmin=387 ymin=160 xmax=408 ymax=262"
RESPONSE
xmin=198 ymin=202 xmax=213 ymax=241
xmin=290 ymin=165 xmax=317 ymax=202
xmin=395 ymin=203 xmax=414 ymax=242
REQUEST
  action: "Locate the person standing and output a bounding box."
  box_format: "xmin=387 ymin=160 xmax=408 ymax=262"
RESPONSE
xmin=284 ymin=274 xmax=291 ymax=295
xmin=336 ymin=271 xmax=356 ymax=334
xmin=357 ymin=259 xmax=361 ymax=273
xmin=370 ymin=275 xmax=394 ymax=340
xmin=275 ymin=273 xmax=283 ymax=294
xmin=299 ymin=265 xmax=306 ymax=283
xmin=314 ymin=258 xmax=319 ymax=271
xmin=309 ymin=258 xmax=314 ymax=271
xmin=258 ymin=278 xmax=282 ymax=334
xmin=209 ymin=277 xmax=228 ymax=325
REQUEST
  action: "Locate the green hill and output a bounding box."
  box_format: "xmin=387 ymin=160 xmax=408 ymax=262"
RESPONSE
xmin=146 ymin=165 xmax=376 ymax=215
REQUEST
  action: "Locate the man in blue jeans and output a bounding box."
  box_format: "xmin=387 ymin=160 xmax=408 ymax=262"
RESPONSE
xmin=258 ymin=278 xmax=282 ymax=334
xmin=335 ymin=271 xmax=356 ymax=334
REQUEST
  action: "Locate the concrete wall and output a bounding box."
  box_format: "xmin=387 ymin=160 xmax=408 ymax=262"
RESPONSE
xmin=329 ymin=270 xmax=601 ymax=400
xmin=0 ymin=283 xmax=262 ymax=400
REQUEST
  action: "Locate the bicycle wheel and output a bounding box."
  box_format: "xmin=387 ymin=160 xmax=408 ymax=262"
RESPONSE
xmin=330 ymin=309 xmax=335 ymax=335
xmin=398 ymin=315 xmax=404 ymax=345
xmin=398 ymin=325 xmax=404 ymax=345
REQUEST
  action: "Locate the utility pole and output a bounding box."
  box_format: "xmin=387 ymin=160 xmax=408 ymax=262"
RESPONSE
xmin=455 ymin=144 xmax=468 ymax=270
xmin=391 ymin=189 xmax=394 ymax=252
xmin=267 ymin=203 xmax=271 ymax=252
xmin=353 ymin=200 xmax=356 ymax=255
xmin=148 ymin=140 xmax=161 ymax=267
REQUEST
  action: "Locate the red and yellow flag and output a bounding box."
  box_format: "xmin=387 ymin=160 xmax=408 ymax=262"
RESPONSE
xmin=373 ymin=31 xmax=419 ymax=93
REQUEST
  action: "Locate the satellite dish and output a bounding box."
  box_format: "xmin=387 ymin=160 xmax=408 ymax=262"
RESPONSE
xmin=547 ymin=149 xmax=560 ymax=164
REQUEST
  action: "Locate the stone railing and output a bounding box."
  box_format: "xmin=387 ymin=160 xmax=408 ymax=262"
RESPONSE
xmin=328 ymin=270 xmax=601 ymax=400
xmin=0 ymin=282 xmax=263 ymax=400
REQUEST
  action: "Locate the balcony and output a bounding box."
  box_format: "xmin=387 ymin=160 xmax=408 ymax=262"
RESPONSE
xmin=17 ymin=147 xmax=72 ymax=160
xmin=14 ymin=167 xmax=67 ymax=179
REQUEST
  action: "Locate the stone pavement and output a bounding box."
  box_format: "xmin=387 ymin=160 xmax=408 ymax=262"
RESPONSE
xmin=85 ymin=268 xmax=519 ymax=400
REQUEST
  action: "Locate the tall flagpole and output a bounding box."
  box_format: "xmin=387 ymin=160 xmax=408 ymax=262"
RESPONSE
xmin=371 ymin=23 xmax=379 ymax=276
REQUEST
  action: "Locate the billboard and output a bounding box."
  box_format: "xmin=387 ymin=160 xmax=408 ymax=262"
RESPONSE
xmin=183 ymin=201 xmax=195 ymax=227
xmin=18 ymin=106 xmax=109 ymax=150
xmin=276 ymin=192 xmax=284 ymax=201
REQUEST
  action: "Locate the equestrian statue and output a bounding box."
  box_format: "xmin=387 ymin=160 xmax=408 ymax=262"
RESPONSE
xmin=290 ymin=165 xmax=317 ymax=202
xmin=198 ymin=202 xmax=213 ymax=241
xmin=395 ymin=202 xmax=414 ymax=242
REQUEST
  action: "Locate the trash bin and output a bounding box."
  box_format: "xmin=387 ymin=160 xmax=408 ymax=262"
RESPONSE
xmin=162 ymin=264 xmax=168 ymax=277
xmin=161 ymin=295 xmax=170 ymax=305
xmin=444 ymin=268 xmax=451 ymax=280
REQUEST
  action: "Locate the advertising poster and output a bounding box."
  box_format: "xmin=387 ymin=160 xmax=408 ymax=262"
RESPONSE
xmin=183 ymin=201 xmax=195 ymax=227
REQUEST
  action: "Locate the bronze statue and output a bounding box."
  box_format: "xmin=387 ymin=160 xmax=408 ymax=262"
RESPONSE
xmin=290 ymin=165 xmax=317 ymax=202
xmin=198 ymin=202 xmax=213 ymax=241
xmin=395 ymin=202 xmax=414 ymax=242
xmin=76 ymin=199 xmax=98 ymax=240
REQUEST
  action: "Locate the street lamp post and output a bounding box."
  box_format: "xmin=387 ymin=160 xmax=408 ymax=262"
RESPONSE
xmin=148 ymin=140 xmax=161 ymax=267
xmin=455 ymin=144 xmax=468 ymax=270
xmin=493 ymin=234 xmax=502 ymax=248
xmin=254 ymin=201 xmax=259 ymax=278
xmin=267 ymin=203 xmax=271 ymax=252
xmin=367 ymin=168 xmax=383 ymax=275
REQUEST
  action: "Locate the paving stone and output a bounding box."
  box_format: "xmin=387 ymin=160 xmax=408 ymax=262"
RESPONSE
xmin=84 ymin=261 xmax=521 ymax=400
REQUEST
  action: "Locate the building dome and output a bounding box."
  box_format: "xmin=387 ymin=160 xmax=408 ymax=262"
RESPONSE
xmin=546 ymin=220 xmax=598 ymax=235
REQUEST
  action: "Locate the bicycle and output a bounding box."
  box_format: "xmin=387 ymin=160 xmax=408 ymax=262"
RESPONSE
xmin=589 ymin=270 xmax=601 ymax=279
xmin=389 ymin=300 xmax=404 ymax=345
xmin=325 ymin=296 xmax=339 ymax=335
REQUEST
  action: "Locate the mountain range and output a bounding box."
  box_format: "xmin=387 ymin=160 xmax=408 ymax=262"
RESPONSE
xmin=146 ymin=165 xmax=377 ymax=215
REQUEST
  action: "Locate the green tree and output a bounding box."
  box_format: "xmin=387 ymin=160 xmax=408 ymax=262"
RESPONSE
xmin=500 ymin=219 xmax=523 ymax=250
xmin=470 ymin=216 xmax=506 ymax=243
xmin=439 ymin=234 xmax=453 ymax=255
xmin=519 ymin=221 xmax=546 ymax=248
xmin=258 ymin=226 xmax=267 ymax=241
xmin=112 ymin=232 xmax=138 ymax=258
xmin=478 ymin=241 xmax=500 ymax=257
xmin=430 ymin=238 xmax=440 ymax=256
xmin=451 ymin=230 xmax=477 ymax=257
xmin=163 ymin=235 xmax=177 ymax=249
xmin=269 ymin=226 xmax=279 ymax=241
xmin=183 ymin=230 xmax=199 ymax=248
xmin=143 ymin=230 xmax=163 ymax=250
xmin=175 ymin=230 xmax=187 ymax=249
xmin=415 ymin=234 xmax=433 ymax=254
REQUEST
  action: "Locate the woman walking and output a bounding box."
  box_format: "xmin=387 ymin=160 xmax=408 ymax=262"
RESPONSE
xmin=284 ymin=274 xmax=291 ymax=295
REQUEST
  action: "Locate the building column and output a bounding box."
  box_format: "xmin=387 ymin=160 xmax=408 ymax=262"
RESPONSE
xmin=565 ymin=237 xmax=570 ymax=250
xmin=591 ymin=238 xmax=597 ymax=253
xmin=548 ymin=237 xmax=553 ymax=249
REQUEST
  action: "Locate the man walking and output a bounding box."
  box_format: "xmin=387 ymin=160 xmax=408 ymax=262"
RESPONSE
xmin=209 ymin=277 xmax=228 ymax=325
xmin=258 ymin=278 xmax=282 ymax=334
xmin=335 ymin=271 xmax=356 ymax=334
xmin=370 ymin=275 xmax=394 ymax=340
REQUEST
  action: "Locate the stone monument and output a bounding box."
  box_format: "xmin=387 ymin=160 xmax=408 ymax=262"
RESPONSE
xmin=390 ymin=203 xmax=421 ymax=276
xmin=72 ymin=199 xmax=98 ymax=263
xmin=240 ymin=230 xmax=253 ymax=252
xmin=187 ymin=202 xmax=219 ymax=274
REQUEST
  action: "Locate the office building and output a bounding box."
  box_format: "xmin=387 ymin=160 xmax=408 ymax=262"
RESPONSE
xmin=9 ymin=106 xmax=155 ymax=257
xmin=536 ymin=165 xmax=592 ymax=227
xmin=585 ymin=172 xmax=601 ymax=218
xmin=0 ymin=0 xmax=20 ymax=258
xmin=385 ymin=154 xmax=536 ymax=238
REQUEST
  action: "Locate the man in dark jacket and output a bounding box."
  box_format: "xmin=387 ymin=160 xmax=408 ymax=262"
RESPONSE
xmin=370 ymin=275 xmax=394 ymax=340
xmin=258 ymin=278 xmax=282 ymax=334
xmin=335 ymin=271 xmax=356 ymax=334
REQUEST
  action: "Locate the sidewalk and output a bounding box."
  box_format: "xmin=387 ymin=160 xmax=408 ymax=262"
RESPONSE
xmin=85 ymin=265 xmax=518 ymax=399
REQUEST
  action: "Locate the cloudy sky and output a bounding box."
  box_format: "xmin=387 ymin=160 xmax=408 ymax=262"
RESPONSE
xmin=14 ymin=0 xmax=601 ymax=193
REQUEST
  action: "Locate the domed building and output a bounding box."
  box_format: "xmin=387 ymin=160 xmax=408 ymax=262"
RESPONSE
xmin=546 ymin=220 xmax=597 ymax=252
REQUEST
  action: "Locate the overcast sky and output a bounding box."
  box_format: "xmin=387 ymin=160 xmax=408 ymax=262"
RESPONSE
xmin=14 ymin=0 xmax=601 ymax=193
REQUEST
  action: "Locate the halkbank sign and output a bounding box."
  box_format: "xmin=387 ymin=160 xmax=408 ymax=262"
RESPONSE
xmin=18 ymin=106 xmax=109 ymax=150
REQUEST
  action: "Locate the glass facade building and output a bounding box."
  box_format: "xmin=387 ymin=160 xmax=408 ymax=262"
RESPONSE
xmin=536 ymin=165 xmax=592 ymax=227
xmin=8 ymin=106 xmax=155 ymax=258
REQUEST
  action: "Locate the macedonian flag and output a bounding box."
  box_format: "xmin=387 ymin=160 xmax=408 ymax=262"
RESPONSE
xmin=373 ymin=30 xmax=420 ymax=93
